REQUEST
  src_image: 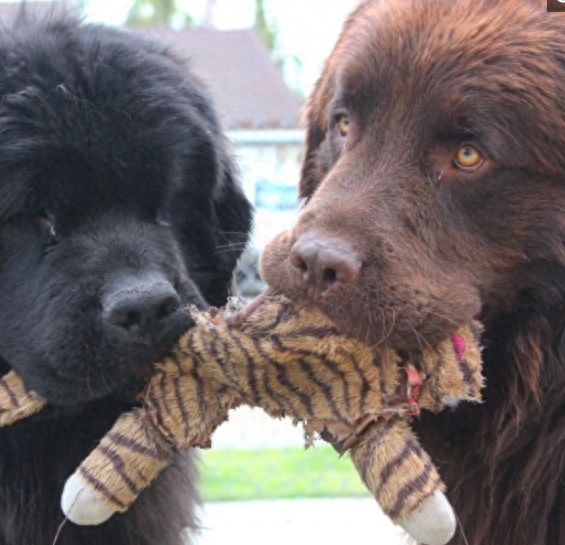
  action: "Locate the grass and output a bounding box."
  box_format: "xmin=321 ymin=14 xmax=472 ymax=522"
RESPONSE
xmin=199 ymin=445 xmax=370 ymax=502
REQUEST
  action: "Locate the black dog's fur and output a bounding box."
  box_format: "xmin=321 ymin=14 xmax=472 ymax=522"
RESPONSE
xmin=0 ymin=13 xmax=251 ymax=545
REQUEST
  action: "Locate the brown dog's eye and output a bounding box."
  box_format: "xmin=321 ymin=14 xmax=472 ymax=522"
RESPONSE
xmin=453 ymin=144 xmax=483 ymax=171
xmin=336 ymin=114 xmax=350 ymax=137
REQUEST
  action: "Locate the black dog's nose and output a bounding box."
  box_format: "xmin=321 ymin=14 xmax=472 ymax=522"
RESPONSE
xmin=103 ymin=277 xmax=180 ymax=331
xmin=290 ymin=234 xmax=361 ymax=297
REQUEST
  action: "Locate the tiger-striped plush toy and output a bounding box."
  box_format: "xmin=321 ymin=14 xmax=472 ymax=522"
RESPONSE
xmin=0 ymin=294 xmax=483 ymax=545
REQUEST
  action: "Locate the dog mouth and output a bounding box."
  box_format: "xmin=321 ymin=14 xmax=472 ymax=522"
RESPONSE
xmin=245 ymin=280 xmax=483 ymax=355
xmin=224 ymin=287 xmax=279 ymax=328
xmin=1 ymin=307 xmax=196 ymax=408
xmin=261 ymin=252 xmax=482 ymax=349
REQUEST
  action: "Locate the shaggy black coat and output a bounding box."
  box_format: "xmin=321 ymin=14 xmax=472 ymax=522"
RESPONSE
xmin=0 ymin=13 xmax=251 ymax=545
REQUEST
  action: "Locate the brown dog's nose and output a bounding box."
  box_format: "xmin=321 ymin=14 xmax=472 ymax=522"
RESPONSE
xmin=290 ymin=235 xmax=361 ymax=296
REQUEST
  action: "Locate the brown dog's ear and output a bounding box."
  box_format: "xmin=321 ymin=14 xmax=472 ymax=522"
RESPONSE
xmin=298 ymin=72 xmax=334 ymax=200
xmin=299 ymin=130 xmax=323 ymax=200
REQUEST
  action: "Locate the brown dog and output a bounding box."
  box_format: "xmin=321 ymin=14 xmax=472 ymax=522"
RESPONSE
xmin=261 ymin=1 xmax=565 ymax=544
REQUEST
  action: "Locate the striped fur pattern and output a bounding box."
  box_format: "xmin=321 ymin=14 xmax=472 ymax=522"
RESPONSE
xmin=77 ymin=410 xmax=173 ymax=513
xmin=69 ymin=295 xmax=483 ymax=525
xmin=351 ymin=419 xmax=444 ymax=523
xmin=0 ymin=371 xmax=46 ymax=426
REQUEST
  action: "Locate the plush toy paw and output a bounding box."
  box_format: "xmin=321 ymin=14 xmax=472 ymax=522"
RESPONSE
xmin=398 ymin=489 xmax=456 ymax=545
xmin=61 ymin=473 xmax=115 ymax=525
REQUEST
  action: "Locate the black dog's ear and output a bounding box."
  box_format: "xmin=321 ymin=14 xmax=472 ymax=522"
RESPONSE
xmin=207 ymin=151 xmax=253 ymax=307
xmin=172 ymin=73 xmax=252 ymax=306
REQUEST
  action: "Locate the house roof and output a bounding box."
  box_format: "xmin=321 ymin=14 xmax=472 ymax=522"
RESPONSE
xmin=135 ymin=27 xmax=303 ymax=130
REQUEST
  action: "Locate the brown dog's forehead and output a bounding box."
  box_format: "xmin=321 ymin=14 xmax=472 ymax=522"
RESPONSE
xmin=336 ymin=0 xmax=553 ymax=79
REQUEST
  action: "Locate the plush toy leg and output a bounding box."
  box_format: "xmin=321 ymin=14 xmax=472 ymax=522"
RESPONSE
xmin=399 ymin=489 xmax=456 ymax=545
xmin=0 ymin=370 xmax=46 ymax=426
xmin=350 ymin=419 xmax=456 ymax=545
xmin=61 ymin=409 xmax=173 ymax=525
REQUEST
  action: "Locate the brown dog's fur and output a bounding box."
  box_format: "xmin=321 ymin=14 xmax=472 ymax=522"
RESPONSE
xmin=261 ymin=1 xmax=565 ymax=543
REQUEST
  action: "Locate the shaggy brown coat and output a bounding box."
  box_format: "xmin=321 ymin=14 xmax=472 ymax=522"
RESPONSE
xmin=261 ymin=1 xmax=565 ymax=543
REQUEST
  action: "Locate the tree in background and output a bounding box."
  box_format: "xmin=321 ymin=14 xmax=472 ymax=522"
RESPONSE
xmin=254 ymin=0 xmax=276 ymax=53
xmin=124 ymin=0 xmax=279 ymax=45
xmin=73 ymin=0 xmax=89 ymax=12
xmin=122 ymin=0 xmax=285 ymax=70
xmin=126 ymin=0 xmax=193 ymax=27
xmin=253 ymin=0 xmax=304 ymax=99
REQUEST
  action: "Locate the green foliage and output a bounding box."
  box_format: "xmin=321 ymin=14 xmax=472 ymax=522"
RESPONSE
xmin=254 ymin=0 xmax=277 ymax=53
xmin=200 ymin=445 xmax=369 ymax=502
xmin=252 ymin=0 xmax=303 ymax=97
xmin=126 ymin=0 xmax=193 ymax=28
xmin=72 ymin=0 xmax=89 ymax=13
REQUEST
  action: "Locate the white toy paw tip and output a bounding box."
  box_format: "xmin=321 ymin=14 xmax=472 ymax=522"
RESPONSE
xmin=61 ymin=473 xmax=116 ymax=525
xmin=398 ymin=489 xmax=456 ymax=545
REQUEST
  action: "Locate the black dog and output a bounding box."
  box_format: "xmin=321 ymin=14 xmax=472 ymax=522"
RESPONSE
xmin=0 ymin=13 xmax=251 ymax=545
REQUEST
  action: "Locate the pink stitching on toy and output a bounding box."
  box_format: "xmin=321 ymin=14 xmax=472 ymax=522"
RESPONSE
xmin=452 ymin=334 xmax=466 ymax=362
